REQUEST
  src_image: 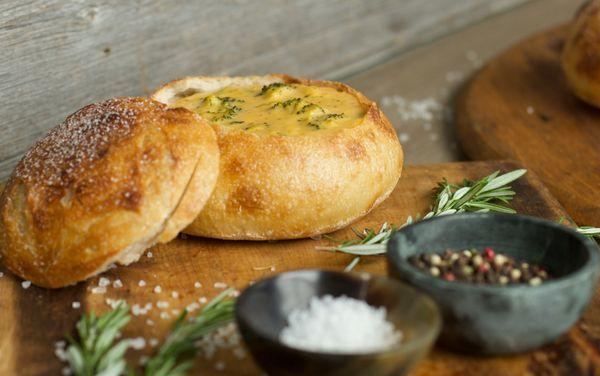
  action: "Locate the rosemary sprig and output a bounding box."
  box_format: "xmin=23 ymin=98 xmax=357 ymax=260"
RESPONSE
xmin=63 ymin=291 xmax=235 ymax=376
xmin=319 ymin=169 xmax=527 ymax=261
xmin=65 ymin=302 xmax=131 ymax=376
xmin=559 ymin=217 xmax=600 ymax=239
xmin=344 ymin=256 xmax=361 ymax=272
xmin=144 ymin=288 xmax=235 ymax=376
xmin=577 ymin=226 xmax=600 ymax=239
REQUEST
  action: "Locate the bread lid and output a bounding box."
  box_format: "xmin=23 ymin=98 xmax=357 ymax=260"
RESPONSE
xmin=0 ymin=97 xmax=219 ymax=287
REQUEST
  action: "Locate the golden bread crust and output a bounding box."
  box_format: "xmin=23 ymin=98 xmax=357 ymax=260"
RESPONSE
xmin=0 ymin=98 xmax=219 ymax=287
xmin=153 ymin=75 xmax=403 ymax=240
xmin=562 ymin=0 xmax=600 ymax=107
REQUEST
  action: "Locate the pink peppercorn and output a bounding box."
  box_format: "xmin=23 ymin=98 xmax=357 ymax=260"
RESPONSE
xmin=444 ymin=273 xmax=456 ymax=282
xmin=477 ymin=263 xmax=490 ymax=274
xmin=484 ymin=247 xmax=495 ymax=261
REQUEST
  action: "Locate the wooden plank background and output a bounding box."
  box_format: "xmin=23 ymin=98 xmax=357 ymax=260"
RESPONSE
xmin=0 ymin=0 xmax=528 ymax=180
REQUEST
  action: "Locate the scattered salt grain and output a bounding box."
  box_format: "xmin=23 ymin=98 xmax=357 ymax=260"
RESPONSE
xmin=98 ymin=277 xmax=110 ymax=287
xmin=146 ymin=318 xmax=154 ymax=326
xmin=160 ymin=312 xmax=171 ymax=320
xmin=214 ymin=282 xmax=227 ymax=289
xmin=171 ymin=291 xmax=179 ymax=299
xmin=91 ymin=286 xmax=106 ymax=294
xmin=233 ymin=347 xmax=246 ymax=359
xmin=186 ymin=302 xmax=200 ymax=312
xmin=380 ymin=95 xmax=441 ymax=122
xmin=280 ymin=295 xmax=401 ymax=354
xmin=526 ymin=106 xmax=535 ymax=115
xmin=138 ymin=280 xmax=146 ymax=287
xmin=215 ymin=361 xmax=225 ymax=371
xmin=0 ymin=272 xmax=4 ymax=277
xmin=199 ymin=297 xmax=208 ymax=304
xmin=445 ymin=70 xmax=464 ymax=83
xmin=146 ymin=251 xmax=153 ymax=258
xmin=54 ymin=341 xmax=68 ymax=362
xmin=139 ymin=355 xmax=149 ymax=366
xmin=399 ymin=133 xmax=410 ymax=143
xmin=149 ymin=338 xmax=159 ymax=347
xmin=132 ymin=304 xmax=149 ymax=316
xmin=195 ymin=322 xmax=241 ymax=359
xmin=72 ymin=301 xmax=81 ymax=309
xmin=194 ymin=281 xmax=202 ymax=289
xmin=21 ymin=280 xmax=31 ymax=289
xmin=153 ymin=285 xmax=162 ymax=294
xmin=157 ymin=300 xmax=169 ymax=309
xmin=112 ymin=279 xmax=123 ymax=288
xmin=466 ymin=50 xmax=479 ymax=62
xmin=105 ymin=298 xmax=123 ymax=309
xmin=129 ymin=337 xmax=146 ymax=350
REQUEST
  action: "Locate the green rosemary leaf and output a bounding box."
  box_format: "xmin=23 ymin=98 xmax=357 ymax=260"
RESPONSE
xmin=576 ymin=226 xmax=600 ymax=239
xmin=480 ymin=169 xmax=527 ymax=193
xmin=65 ymin=302 xmax=131 ymax=376
xmin=144 ymin=289 xmax=236 ymax=376
xmin=63 ymin=291 xmax=236 ymax=376
xmin=332 ymin=243 xmax=387 ymax=255
xmin=462 ymin=201 xmax=517 ymax=213
xmin=344 ymin=256 xmax=361 ymax=272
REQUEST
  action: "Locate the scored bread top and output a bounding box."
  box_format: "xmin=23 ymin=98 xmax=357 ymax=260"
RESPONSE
xmin=0 ymin=97 xmax=219 ymax=287
xmin=154 ymin=75 xmax=370 ymax=136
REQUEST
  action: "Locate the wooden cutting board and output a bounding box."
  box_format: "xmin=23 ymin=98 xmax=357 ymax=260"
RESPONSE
xmin=1 ymin=160 xmax=599 ymax=375
xmin=455 ymin=25 xmax=600 ymax=229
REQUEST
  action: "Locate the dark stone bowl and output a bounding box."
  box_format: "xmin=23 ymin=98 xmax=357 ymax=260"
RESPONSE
xmin=235 ymin=269 xmax=441 ymax=376
xmin=387 ymin=213 xmax=600 ymax=355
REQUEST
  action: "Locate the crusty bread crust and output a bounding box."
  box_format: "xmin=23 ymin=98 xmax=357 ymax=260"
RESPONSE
xmin=562 ymin=0 xmax=600 ymax=108
xmin=153 ymin=75 xmax=403 ymax=240
xmin=0 ymin=98 xmax=219 ymax=287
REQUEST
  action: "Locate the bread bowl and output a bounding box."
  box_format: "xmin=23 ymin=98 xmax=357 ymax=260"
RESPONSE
xmin=562 ymin=0 xmax=600 ymax=108
xmin=152 ymin=74 xmax=403 ymax=240
xmin=0 ymin=98 xmax=219 ymax=288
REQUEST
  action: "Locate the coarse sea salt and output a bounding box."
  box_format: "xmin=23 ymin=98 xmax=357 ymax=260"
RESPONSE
xmin=214 ymin=282 xmax=228 ymax=289
xmin=98 ymin=277 xmax=110 ymax=287
xmin=279 ymin=295 xmax=401 ymax=354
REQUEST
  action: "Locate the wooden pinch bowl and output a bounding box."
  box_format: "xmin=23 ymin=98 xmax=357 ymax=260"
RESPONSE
xmin=235 ymin=269 xmax=441 ymax=376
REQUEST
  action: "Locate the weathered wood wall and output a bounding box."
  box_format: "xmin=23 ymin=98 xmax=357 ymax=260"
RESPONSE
xmin=0 ymin=0 xmax=527 ymax=180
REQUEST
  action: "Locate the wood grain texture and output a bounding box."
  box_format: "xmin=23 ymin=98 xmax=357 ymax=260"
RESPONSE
xmin=345 ymin=0 xmax=584 ymax=166
xmin=0 ymin=0 xmax=528 ymax=180
xmin=455 ymin=25 xmax=600 ymax=228
xmin=1 ymin=160 xmax=599 ymax=375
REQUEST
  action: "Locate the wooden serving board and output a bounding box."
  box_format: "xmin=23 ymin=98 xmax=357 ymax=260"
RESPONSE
xmin=455 ymin=25 xmax=600 ymax=229
xmin=1 ymin=160 xmax=599 ymax=375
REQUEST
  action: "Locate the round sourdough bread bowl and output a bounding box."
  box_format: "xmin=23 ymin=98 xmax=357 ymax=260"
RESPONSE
xmin=0 ymin=98 xmax=219 ymax=288
xmin=562 ymin=0 xmax=600 ymax=108
xmin=152 ymin=74 xmax=403 ymax=240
